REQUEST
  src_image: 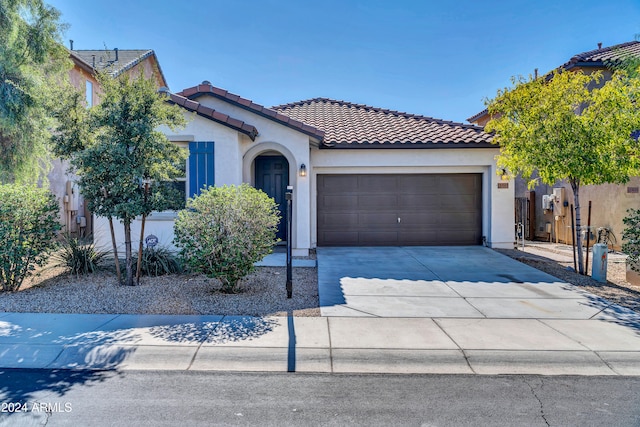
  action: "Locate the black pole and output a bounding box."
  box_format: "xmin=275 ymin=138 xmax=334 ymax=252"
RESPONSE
xmin=570 ymin=204 xmax=577 ymax=272
xmin=285 ymin=186 xmax=293 ymax=298
xmin=585 ymin=200 xmax=592 ymax=276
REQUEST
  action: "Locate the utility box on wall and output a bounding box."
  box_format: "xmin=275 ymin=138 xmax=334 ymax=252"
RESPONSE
xmin=552 ymin=187 xmax=566 ymax=216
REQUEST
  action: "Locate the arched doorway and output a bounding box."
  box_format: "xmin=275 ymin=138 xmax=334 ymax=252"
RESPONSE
xmin=255 ymin=155 xmax=289 ymax=241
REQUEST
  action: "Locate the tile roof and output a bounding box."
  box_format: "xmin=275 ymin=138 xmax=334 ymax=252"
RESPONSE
xmin=467 ymin=41 xmax=640 ymax=123
xmin=273 ymin=98 xmax=493 ymax=148
xmin=177 ymin=83 xmax=325 ymax=141
xmin=71 ymin=49 xmax=168 ymax=84
xmin=167 ymin=92 xmax=259 ymax=140
xmin=561 ymin=40 xmax=640 ymax=70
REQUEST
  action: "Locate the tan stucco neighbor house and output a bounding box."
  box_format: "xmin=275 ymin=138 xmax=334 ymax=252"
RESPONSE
xmin=95 ymin=82 xmax=514 ymax=255
xmin=468 ymin=41 xmax=640 ymax=250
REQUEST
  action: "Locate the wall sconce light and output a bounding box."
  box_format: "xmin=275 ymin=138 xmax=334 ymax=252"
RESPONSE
xmin=500 ymin=168 xmax=509 ymax=181
xmin=299 ymin=163 xmax=307 ymax=177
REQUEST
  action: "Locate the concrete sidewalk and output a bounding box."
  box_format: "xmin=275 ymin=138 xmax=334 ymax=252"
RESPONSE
xmin=0 ymin=311 xmax=639 ymax=375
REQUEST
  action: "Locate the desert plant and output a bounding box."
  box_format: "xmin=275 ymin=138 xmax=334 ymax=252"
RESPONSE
xmin=0 ymin=184 xmax=61 ymax=291
xmin=174 ymin=184 xmax=280 ymax=293
xmin=622 ymin=208 xmax=640 ymax=272
xmin=51 ymin=234 xmax=107 ymax=276
xmin=132 ymin=246 xmax=182 ymax=277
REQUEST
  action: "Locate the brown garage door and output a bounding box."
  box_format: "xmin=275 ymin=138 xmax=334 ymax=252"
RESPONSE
xmin=317 ymin=174 xmax=482 ymax=246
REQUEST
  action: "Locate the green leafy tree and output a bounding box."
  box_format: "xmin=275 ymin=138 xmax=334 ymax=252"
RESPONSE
xmin=52 ymin=72 xmax=187 ymax=286
xmin=174 ymin=184 xmax=280 ymax=293
xmin=485 ymin=70 xmax=640 ymax=274
xmin=622 ymin=209 xmax=640 ymax=272
xmin=0 ymin=184 xmax=60 ymax=291
xmin=0 ymin=0 xmax=69 ymax=183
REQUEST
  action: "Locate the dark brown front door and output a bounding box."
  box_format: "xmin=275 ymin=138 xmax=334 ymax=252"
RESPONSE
xmin=317 ymin=174 xmax=482 ymax=246
xmin=256 ymin=156 xmax=289 ymax=241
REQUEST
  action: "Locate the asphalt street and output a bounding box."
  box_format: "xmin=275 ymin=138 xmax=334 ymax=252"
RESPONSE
xmin=1 ymin=370 xmax=639 ymax=426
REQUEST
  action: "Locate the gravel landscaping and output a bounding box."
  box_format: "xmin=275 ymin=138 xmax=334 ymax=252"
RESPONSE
xmin=1 ymin=266 xmax=320 ymax=317
xmin=1 ymin=245 xmax=638 ymax=316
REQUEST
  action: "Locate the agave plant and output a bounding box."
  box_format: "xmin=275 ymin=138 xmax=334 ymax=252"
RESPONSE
xmin=50 ymin=234 xmax=108 ymax=276
xmin=132 ymin=246 xmax=182 ymax=277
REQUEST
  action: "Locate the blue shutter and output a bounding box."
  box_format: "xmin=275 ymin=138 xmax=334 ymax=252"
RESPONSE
xmin=188 ymin=142 xmax=215 ymax=197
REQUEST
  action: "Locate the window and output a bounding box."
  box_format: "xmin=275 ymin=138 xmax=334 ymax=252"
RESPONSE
xmin=85 ymin=80 xmax=93 ymax=107
xmin=149 ymin=141 xmax=214 ymax=213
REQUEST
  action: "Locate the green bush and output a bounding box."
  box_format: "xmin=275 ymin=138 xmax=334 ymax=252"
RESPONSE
xmin=0 ymin=184 xmax=61 ymax=291
xmin=132 ymin=246 xmax=182 ymax=277
xmin=622 ymin=208 xmax=640 ymax=272
xmin=51 ymin=234 xmax=107 ymax=276
xmin=174 ymin=184 xmax=280 ymax=293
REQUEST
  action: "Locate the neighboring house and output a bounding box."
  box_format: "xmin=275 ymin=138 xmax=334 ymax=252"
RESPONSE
xmin=468 ymin=41 xmax=640 ymax=249
xmin=95 ymin=82 xmax=514 ymax=255
xmin=49 ymin=46 xmax=167 ymax=236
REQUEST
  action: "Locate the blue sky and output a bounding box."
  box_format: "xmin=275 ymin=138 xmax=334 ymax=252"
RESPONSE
xmin=49 ymin=0 xmax=640 ymax=123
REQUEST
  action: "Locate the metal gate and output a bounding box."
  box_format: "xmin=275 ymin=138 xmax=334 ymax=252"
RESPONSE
xmin=515 ymin=197 xmax=531 ymax=240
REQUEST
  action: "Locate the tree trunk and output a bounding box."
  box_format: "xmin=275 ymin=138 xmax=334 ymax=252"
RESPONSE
xmin=108 ymin=216 xmax=122 ymax=284
xmin=136 ymin=213 xmax=146 ymax=285
xmin=123 ymin=219 xmax=134 ymax=286
xmin=570 ymin=180 xmax=585 ymax=274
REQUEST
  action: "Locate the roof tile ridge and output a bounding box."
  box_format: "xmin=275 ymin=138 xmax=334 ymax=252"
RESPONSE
xmin=571 ymin=40 xmax=640 ymax=62
xmin=272 ymin=97 xmax=330 ymax=109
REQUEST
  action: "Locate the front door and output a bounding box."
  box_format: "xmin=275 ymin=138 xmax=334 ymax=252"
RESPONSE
xmin=255 ymin=156 xmax=289 ymax=241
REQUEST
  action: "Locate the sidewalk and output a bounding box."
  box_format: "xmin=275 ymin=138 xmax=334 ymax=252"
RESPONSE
xmin=0 ymin=311 xmax=638 ymax=375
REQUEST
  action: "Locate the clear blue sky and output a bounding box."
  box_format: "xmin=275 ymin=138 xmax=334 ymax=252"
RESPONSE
xmin=49 ymin=0 xmax=640 ymax=123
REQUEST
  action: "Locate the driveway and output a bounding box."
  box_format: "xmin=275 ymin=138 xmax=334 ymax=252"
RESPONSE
xmin=316 ymin=246 xmax=625 ymax=319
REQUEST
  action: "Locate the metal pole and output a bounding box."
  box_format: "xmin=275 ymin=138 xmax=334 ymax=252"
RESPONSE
xmin=585 ymin=201 xmax=592 ymax=276
xmin=570 ymin=204 xmax=577 ymax=272
xmin=286 ymin=186 xmax=293 ymax=298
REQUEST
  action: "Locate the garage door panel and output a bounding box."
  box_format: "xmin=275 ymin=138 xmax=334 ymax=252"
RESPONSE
xmin=359 ymin=231 xmax=398 ymax=245
xmin=438 ymin=230 xmax=481 ymax=245
xmin=318 ymin=213 xmax=359 ymax=228
xmin=397 ymin=212 xmax=440 ymax=226
xmin=359 ymin=212 xmax=397 ymax=227
xmin=397 ymin=175 xmax=440 ymax=193
xmin=358 ymin=194 xmax=397 ymax=209
xmin=319 ymin=194 xmax=358 ymax=210
xmin=398 ymin=231 xmax=440 ymax=243
xmin=439 ymin=212 xmax=481 ymax=227
xmin=358 ymin=175 xmax=396 ymax=192
xmin=440 ymin=194 xmax=480 ymax=210
xmin=397 ymin=194 xmax=440 ymax=209
xmin=317 ymin=174 xmax=482 ymax=246
xmin=319 ymin=175 xmax=359 ymax=191
xmin=322 ymin=231 xmax=359 ymax=246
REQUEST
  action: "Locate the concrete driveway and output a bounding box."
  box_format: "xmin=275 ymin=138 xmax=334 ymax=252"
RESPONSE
xmin=317 ymin=246 xmax=627 ymax=319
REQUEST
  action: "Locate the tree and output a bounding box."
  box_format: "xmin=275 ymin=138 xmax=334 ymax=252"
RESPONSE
xmin=52 ymin=72 xmax=186 ymax=286
xmin=485 ymin=69 xmax=640 ymax=274
xmin=0 ymin=0 xmax=69 ymax=183
xmin=0 ymin=184 xmax=60 ymax=291
xmin=174 ymin=184 xmax=280 ymax=293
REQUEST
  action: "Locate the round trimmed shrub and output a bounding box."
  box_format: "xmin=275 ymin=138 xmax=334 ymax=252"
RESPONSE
xmin=174 ymin=184 xmax=280 ymax=293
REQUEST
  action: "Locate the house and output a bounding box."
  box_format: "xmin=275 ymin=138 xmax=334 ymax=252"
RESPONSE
xmin=49 ymin=46 xmax=167 ymax=236
xmin=468 ymin=41 xmax=640 ymax=250
xmin=94 ymin=82 xmax=514 ymax=255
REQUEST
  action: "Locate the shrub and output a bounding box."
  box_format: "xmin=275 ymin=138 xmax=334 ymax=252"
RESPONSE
xmin=174 ymin=184 xmax=280 ymax=293
xmin=0 ymin=184 xmax=61 ymax=291
xmin=622 ymin=208 xmax=640 ymax=272
xmin=51 ymin=234 xmax=107 ymax=276
xmin=132 ymin=246 xmax=182 ymax=277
